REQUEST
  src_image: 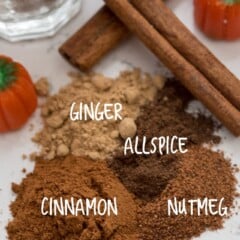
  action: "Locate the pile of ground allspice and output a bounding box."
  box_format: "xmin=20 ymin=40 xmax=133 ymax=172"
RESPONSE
xmin=7 ymin=71 xmax=238 ymax=240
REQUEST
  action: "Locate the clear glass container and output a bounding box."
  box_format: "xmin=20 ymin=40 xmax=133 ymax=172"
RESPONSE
xmin=0 ymin=0 xmax=82 ymax=42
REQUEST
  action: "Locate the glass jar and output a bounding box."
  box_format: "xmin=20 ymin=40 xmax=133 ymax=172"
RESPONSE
xmin=0 ymin=0 xmax=82 ymax=42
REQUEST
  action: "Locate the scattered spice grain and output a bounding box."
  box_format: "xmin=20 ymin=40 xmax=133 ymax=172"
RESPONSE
xmin=35 ymin=77 xmax=50 ymax=97
xmin=119 ymin=118 xmax=137 ymax=139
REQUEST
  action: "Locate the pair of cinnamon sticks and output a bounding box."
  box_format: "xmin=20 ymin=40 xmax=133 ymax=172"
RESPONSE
xmin=60 ymin=0 xmax=240 ymax=136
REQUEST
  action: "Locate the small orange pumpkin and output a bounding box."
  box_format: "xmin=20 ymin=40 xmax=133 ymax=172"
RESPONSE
xmin=194 ymin=0 xmax=240 ymax=40
xmin=0 ymin=55 xmax=37 ymax=133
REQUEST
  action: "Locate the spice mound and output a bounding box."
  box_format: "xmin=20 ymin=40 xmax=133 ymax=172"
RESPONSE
xmin=7 ymin=156 xmax=138 ymax=240
xmin=109 ymin=82 xmax=220 ymax=201
xmin=138 ymin=146 xmax=237 ymax=240
xmin=32 ymin=70 xmax=163 ymax=161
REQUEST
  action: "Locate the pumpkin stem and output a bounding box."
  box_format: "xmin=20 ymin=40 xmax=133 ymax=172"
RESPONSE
xmin=0 ymin=59 xmax=16 ymax=90
xmin=223 ymin=0 xmax=240 ymax=4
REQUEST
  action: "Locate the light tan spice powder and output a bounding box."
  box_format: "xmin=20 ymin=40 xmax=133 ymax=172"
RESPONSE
xmin=35 ymin=77 xmax=50 ymax=97
xmin=32 ymin=70 xmax=165 ymax=160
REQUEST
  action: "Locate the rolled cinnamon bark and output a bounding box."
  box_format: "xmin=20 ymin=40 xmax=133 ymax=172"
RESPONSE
xmin=60 ymin=2 xmax=240 ymax=112
xmin=59 ymin=6 xmax=128 ymax=71
xmin=130 ymin=0 xmax=240 ymax=111
xmin=105 ymin=0 xmax=240 ymax=136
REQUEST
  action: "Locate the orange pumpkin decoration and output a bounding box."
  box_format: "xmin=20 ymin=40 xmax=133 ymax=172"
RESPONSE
xmin=194 ymin=0 xmax=240 ymax=40
xmin=0 ymin=55 xmax=37 ymax=133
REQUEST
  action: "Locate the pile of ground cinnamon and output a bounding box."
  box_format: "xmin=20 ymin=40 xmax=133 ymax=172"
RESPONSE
xmin=32 ymin=70 xmax=164 ymax=161
xmin=7 ymin=156 xmax=138 ymax=240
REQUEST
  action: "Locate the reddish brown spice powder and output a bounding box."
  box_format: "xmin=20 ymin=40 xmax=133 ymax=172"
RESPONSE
xmin=7 ymin=156 xmax=138 ymax=240
xmin=138 ymin=146 xmax=237 ymax=240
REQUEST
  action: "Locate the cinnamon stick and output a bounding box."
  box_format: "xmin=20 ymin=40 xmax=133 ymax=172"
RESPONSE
xmin=131 ymin=0 xmax=240 ymax=111
xmin=59 ymin=6 xmax=128 ymax=71
xmin=105 ymin=0 xmax=240 ymax=136
xmin=60 ymin=2 xmax=240 ymax=112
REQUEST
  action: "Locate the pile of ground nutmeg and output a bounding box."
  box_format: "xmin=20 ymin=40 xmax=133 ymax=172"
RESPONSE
xmin=137 ymin=146 xmax=237 ymax=240
xmin=7 ymin=156 xmax=138 ymax=240
xmin=32 ymin=70 xmax=165 ymax=161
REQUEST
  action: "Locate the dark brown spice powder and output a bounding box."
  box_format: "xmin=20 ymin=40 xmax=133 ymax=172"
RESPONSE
xmin=109 ymin=81 xmax=220 ymax=201
xmin=136 ymin=81 xmax=220 ymax=146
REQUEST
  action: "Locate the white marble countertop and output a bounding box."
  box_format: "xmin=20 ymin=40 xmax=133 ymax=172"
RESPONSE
xmin=0 ymin=0 xmax=240 ymax=239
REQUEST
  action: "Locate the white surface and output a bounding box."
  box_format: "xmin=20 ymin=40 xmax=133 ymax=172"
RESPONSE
xmin=0 ymin=0 xmax=240 ymax=239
